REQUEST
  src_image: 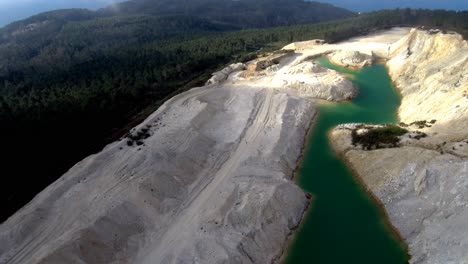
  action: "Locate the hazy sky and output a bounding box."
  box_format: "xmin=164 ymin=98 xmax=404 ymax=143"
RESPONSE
xmin=1 ymin=0 xmax=467 ymax=27
xmin=0 ymin=0 xmax=120 ymax=27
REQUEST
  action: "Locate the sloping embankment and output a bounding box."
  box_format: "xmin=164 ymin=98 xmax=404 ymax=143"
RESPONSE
xmin=331 ymin=29 xmax=468 ymax=263
xmin=0 ymin=36 xmax=365 ymax=263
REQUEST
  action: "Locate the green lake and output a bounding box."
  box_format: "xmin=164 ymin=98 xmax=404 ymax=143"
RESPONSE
xmin=285 ymin=57 xmax=409 ymax=263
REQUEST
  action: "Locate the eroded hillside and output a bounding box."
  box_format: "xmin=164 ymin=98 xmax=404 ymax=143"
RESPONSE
xmin=330 ymin=29 xmax=468 ymax=263
xmin=1 ymin=28 xmax=465 ymax=264
xmin=0 ymin=34 xmax=369 ymax=263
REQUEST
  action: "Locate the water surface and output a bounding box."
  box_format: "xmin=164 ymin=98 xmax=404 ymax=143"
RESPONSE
xmin=285 ymin=57 xmax=408 ymax=263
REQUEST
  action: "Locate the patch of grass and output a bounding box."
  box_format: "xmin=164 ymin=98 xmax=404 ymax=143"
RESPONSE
xmin=410 ymin=120 xmax=428 ymax=128
xmin=126 ymin=127 xmax=152 ymax=146
xmin=407 ymin=120 xmax=436 ymax=128
xmin=413 ymin=131 xmax=427 ymax=140
xmin=352 ymin=125 xmax=408 ymax=150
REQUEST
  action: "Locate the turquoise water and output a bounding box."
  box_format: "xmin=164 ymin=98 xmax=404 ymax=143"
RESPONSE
xmin=285 ymin=57 xmax=409 ymax=263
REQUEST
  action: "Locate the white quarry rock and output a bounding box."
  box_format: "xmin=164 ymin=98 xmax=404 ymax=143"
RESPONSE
xmin=282 ymin=39 xmax=325 ymax=51
xmin=282 ymin=27 xmax=411 ymax=59
xmin=0 ymin=86 xmax=315 ymax=264
xmin=1 ymin=29 xmax=374 ymax=264
xmin=342 ymin=148 xmax=468 ymax=264
xmin=388 ymin=29 xmax=468 ymax=143
xmin=330 ymin=29 xmax=468 ymax=264
xmin=284 ymin=61 xmax=326 ymax=74
xmin=233 ymin=55 xmax=358 ymax=102
xmin=272 ymin=61 xmax=357 ymax=101
xmin=4 ymin=27 xmax=463 ymax=264
xmin=329 ymin=50 xmax=373 ymax=68
xmin=206 ymin=63 xmax=246 ymax=85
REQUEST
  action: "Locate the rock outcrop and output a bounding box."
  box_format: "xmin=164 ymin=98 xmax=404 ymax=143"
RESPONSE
xmin=329 ymin=50 xmax=373 ymax=68
xmin=273 ymin=61 xmax=357 ymax=101
xmin=206 ymin=63 xmax=246 ymax=85
xmin=388 ymin=29 xmax=468 ymax=144
xmin=330 ymin=29 xmax=468 ymax=264
xmin=282 ymin=39 xmax=325 ymax=51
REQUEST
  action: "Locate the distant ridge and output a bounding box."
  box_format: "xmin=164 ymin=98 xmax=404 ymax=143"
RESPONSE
xmin=99 ymin=0 xmax=355 ymax=28
xmin=1 ymin=0 xmax=354 ymax=30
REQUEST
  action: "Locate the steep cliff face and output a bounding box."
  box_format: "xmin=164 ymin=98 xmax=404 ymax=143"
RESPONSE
xmin=0 ymin=42 xmax=361 ymax=263
xmin=331 ymin=29 xmax=468 ymax=264
xmin=388 ymin=29 xmax=468 ymax=145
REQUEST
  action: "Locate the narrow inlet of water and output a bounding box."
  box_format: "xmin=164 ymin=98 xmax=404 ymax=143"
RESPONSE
xmin=284 ymin=57 xmax=409 ymax=263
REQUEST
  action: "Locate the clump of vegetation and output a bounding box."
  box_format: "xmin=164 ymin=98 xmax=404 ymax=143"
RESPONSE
xmin=126 ymin=127 xmax=151 ymax=146
xmin=352 ymin=125 xmax=408 ymax=150
xmin=401 ymin=120 xmax=436 ymax=129
xmin=413 ymin=131 xmax=428 ymax=140
xmin=410 ymin=120 xmax=429 ymax=128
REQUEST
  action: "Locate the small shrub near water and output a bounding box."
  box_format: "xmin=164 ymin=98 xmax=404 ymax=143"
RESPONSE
xmin=413 ymin=131 xmax=427 ymax=140
xmin=410 ymin=120 xmax=429 ymax=128
xmin=352 ymin=125 xmax=408 ymax=150
xmin=399 ymin=120 xmax=436 ymax=129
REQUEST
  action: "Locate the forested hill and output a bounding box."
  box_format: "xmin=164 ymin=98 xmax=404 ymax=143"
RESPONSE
xmin=99 ymin=0 xmax=354 ymax=28
xmin=0 ymin=6 xmax=467 ymax=223
xmin=1 ymin=0 xmax=354 ymax=34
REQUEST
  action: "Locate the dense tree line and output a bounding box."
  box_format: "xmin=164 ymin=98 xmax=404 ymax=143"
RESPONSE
xmin=0 ymin=7 xmax=467 ymax=222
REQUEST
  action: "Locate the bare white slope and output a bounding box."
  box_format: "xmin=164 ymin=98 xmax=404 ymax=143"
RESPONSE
xmin=283 ymin=27 xmax=411 ymax=64
xmin=0 ymin=28 xmax=415 ymax=264
xmin=0 ymin=85 xmax=314 ymax=264
xmin=330 ymin=29 xmax=468 ymax=264
xmin=0 ymin=42 xmax=360 ymax=263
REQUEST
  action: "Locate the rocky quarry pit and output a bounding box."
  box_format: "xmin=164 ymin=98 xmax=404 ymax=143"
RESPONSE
xmin=330 ymin=28 xmax=468 ymax=264
xmin=0 ymin=28 xmax=466 ymax=264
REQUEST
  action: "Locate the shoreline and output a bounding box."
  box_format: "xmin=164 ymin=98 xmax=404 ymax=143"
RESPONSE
xmin=322 ymin=55 xmax=410 ymax=261
xmin=324 ymin=29 xmax=468 ymax=263
xmin=277 ymin=109 xmax=320 ymax=264
xmin=327 ymin=131 xmax=411 ymax=259
xmin=282 ymin=55 xmax=410 ymax=263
